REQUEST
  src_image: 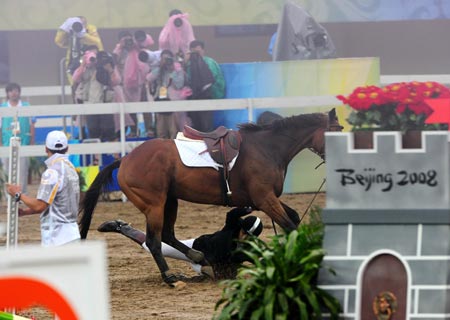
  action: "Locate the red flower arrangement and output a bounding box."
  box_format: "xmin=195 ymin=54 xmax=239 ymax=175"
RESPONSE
xmin=337 ymin=81 xmax=450 ymax=131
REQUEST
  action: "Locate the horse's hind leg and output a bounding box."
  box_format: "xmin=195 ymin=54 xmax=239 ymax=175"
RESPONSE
xmin=139 ymin=203 xmax=183 ymax=286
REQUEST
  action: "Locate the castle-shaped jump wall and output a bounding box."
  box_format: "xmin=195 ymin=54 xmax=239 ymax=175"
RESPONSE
xmin=319 ymin=131 xmax=450 ymax=319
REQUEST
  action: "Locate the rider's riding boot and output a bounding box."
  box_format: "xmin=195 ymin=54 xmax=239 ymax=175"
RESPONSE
xmin=97 ymin=220 xmax=129 ymax=233
xmin=97 ymin=220 xmax=145 ymax=245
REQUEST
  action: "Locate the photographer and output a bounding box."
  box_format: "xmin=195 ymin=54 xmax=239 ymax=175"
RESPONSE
xmin=185 ymin=40 xmax=226 ymax=132
xmin=55 ymin=16 xmax=104 ymax=87
xmin=122 ymin=30 xmax=154 ymax=103
xmin=158 ymin=9 xmax=195 ymax=64
xmin=114 ymin=30 xmax=155 ymax=136
xmin=147 ymin=49 xmax=189 ymax=139
xmin=72 ymin=51 xmax=117 ymax=142
xmin=113 ymin=31 xmax=135 ymax=77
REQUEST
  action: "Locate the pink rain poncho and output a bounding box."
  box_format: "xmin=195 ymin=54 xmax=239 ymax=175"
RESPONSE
xmin=122 ymin=34 xmax=155 ymax=102
xmin=158 ymin=13 xmax=195 ymax=56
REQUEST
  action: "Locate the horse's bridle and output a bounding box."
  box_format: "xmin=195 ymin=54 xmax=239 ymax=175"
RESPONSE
xmin=309 ymin=123 xmax=344 ymax=162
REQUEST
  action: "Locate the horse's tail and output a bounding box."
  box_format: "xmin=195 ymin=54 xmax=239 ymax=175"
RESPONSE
xmin=79 ymin=160 xmax=122 ymax=239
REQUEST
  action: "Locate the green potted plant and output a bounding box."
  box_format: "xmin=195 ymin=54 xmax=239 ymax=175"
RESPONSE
xmin=337 ymin=81 xmax=450 ymax=148
xmin=214 ymin=208 xmax=341 ymax=320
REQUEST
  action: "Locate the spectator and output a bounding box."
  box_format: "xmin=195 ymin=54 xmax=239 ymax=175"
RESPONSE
xmin=97 ymin=207 xmax=263 ymax=279
xmin=159 ymin=9 xmax=195 ymax=64
xmin=55 ymin=16 xmax=104 ymax=88
xmin=186 ymin=40 xmax=226 ymax=132
xmin=6 ymin=130 xmax=80 ymax=247
xmin=72 ymin=51 xmax=117 ymax=142
xmin=113 ymin=31 xmax=134 ymax=78
xmin=118 ymin=30 xmax=155 ymax=136
xmin=147 ymin=49 xmax=190 ymax=139
xmin=116 ymin=30 xmax=154 ymax=103
xmin=0 ymin=82 xmax=35 ymax=194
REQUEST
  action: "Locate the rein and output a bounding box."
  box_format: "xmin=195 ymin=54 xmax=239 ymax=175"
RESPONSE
xmin=271 ymin=178 xmax=326 ymax=236
xmin=299 ymin=178 xmax=326 ymax=224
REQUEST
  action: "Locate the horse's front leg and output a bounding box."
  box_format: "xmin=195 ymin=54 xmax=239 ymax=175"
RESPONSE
xmin=254 ymin=194 xmax=298 ymax=231
xmin=280 ymin=201 xmax=300 ymax=226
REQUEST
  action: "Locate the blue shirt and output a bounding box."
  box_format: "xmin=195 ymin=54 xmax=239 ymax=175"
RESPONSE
xmin=0 ymin=101 xmax=35 ymax=146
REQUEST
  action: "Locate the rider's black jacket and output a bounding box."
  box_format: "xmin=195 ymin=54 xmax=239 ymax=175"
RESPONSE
xmin=192 ymin=208 xmax=250 ymax=265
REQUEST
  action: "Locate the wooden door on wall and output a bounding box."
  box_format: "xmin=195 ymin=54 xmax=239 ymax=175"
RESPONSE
xmin=360 ymin=253 xmax=408 ymax=320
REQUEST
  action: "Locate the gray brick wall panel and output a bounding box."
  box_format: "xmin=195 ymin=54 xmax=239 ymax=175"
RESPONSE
xmin=417 ymin=289 xmax=450 ymax=314
xmin=323 ymin=225 xmax=348 ymax=256
xmin=351 ymin=224 xmax=417 ymax=255
xmin=409 ymin=260 xmax=450 ymax=285
xmin=422 ymin=225 xmax=450 ymax=255
xmin=319 ymin=260 xmax=361 ymax=285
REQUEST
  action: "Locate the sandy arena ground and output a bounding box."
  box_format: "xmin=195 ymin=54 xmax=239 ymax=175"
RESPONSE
xmin=0 ymin=184 xmax=325 ymax=320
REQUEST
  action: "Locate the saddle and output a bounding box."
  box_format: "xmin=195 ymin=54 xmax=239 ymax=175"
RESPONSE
xmin=183 ymin=125 xmax=242 ymax=206
xmin=183 ymin=125 xmax=241 ymax=166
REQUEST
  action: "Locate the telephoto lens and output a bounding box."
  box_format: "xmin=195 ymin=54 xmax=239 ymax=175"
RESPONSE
xmin=138 ymin=50 xmax=150 ymax=63
xmin=72 ymin=21 xmax=83 ymax=33
xmin=173 ymin=17 xmax=183 ymax=27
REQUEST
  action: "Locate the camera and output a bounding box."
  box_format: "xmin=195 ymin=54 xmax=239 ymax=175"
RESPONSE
xmin=96 ymin=51 xmax=115 ymax=68
xmin=164 ymin=56 xmax=174 ymax=65
xmin=173 ymin=17 xmax=183 ymax=28
xmin=72 ymin=21 xmax=83 ymax=33
xmin=84 ymin=51 xmax=97 ymax=66
xmin=134 ymin=30 xmax=146 ymax=43
xmin=124 ymin=37 xmax=134 ymax=48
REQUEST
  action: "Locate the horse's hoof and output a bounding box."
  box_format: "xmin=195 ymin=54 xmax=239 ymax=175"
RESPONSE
xmin=162 ymin=272 xmax=188 ymax=289
xmin=200 ymin=266 xmax=215 ymax=280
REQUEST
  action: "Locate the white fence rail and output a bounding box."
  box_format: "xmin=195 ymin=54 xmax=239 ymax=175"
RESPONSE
xmin=380 ymin=74 xmax=450 ymax=86
xmin=0 ymin=96 xmax=342 ymax=158
xmin=2 ymin=72 xmax=449 ymax=158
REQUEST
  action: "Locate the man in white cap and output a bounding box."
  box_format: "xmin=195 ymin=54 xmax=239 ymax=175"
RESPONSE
xmin=6 ymin=130 xmax=80 ymax=246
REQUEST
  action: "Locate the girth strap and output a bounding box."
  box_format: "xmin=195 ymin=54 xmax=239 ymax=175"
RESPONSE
xmin=183 ymin=125 xmax=241 ymax=205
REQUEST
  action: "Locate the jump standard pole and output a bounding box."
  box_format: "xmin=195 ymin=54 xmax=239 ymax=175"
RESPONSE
xmin=6 ymin=134 xmax=21 ymax=249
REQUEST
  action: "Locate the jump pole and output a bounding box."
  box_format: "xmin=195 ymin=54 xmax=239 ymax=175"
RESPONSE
xmin=6 ymin=136 xmax=21 ymax=250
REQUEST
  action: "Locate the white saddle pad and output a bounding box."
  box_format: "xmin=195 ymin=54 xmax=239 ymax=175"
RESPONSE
xmin=174 ymin=133 xmax=238 ymax=171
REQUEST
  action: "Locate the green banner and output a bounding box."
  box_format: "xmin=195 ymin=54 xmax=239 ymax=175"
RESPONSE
xmin=0 ymin=0 xmax=285 ymax=30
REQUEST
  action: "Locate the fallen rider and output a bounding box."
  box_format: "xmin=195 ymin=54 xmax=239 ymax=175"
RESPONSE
xmin=97 ymin=207 xmax=263 ymax=280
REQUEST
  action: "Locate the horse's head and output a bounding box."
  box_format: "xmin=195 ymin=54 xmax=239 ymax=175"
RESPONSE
xmin=309 ymin=108 xmax=343 ymax=160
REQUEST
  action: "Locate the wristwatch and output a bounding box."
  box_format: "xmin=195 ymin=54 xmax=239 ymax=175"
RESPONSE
xmin=14 ymin=192 xmax=21 ymax=203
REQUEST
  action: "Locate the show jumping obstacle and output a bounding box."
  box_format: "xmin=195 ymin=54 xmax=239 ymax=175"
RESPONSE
xmin=319 ymin=131 xmax=450 ymax=319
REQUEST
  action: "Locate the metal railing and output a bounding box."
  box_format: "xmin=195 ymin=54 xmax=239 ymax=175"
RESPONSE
xmin=0 ymin=96 xmax=341 ymax=158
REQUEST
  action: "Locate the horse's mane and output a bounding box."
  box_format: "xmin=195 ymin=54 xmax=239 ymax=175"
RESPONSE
xmin=238 ymin=113 xmax=326 ymax=132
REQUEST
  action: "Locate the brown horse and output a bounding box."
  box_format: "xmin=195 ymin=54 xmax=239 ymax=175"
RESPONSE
xmin=79 ymin=109 xmax=342 ymax=286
